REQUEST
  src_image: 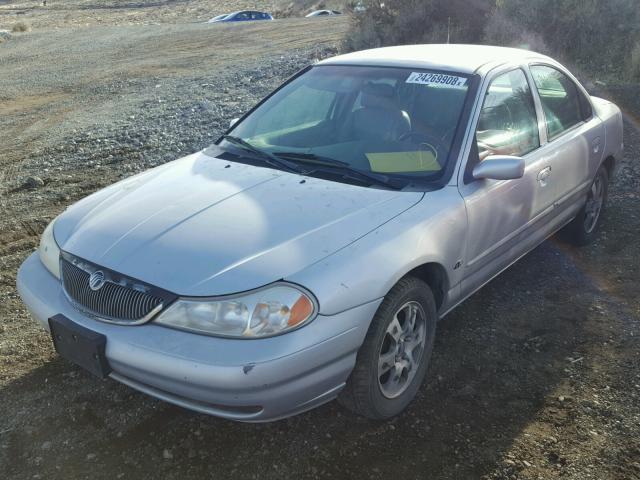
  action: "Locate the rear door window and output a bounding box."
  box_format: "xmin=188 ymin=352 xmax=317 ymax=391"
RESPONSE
xmin=530 ymin=65 xmax=585 ymax=140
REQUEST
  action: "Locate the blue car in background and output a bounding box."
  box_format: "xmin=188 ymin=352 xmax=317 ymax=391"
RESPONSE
xmin=207 ymin=11 xmax=273 ymax=23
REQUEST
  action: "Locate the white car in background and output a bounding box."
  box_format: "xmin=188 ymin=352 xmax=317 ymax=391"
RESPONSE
xmin=305 ymin=10 xmax=342 ymax=17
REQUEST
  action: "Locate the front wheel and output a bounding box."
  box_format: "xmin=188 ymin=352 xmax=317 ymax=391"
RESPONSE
xmin=560 ymin=165 xmax=609 ymax=246
xmin=338 ymin=276 xmax=437 ymax=419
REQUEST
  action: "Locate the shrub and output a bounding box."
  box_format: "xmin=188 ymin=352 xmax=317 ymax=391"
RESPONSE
xmin=12 ymin=22 xmax=30 ymax=33
xmin=491 ymin=0 xmax=640 ymax=81
xmin=628 ymin=41 xmax=640 ymax=81
xmin=344 ymin=0 xmax=491 ymax=51
xmin=482 ymin=9 xmax=547 ymax=54
xmin=345 ymin=0 xmax=640 ymax=82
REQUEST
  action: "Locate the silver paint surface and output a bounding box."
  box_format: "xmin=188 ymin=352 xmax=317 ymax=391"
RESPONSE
xmin=18 ymin=45 xmax=623 ymax=421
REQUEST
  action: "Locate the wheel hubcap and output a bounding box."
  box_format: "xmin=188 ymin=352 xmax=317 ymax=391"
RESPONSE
xmin=377 ymin=301 xmax=427 ymax=399
xmin=584 ymin=173 xmax=605 ymax=234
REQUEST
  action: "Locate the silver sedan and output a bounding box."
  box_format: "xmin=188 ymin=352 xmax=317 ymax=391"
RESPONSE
xmin=18 ymin=44 xmax=623 ymax=421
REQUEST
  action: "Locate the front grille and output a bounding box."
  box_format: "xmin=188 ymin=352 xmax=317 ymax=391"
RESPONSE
xmin=61 ymin=253 xmax=175 ymax=325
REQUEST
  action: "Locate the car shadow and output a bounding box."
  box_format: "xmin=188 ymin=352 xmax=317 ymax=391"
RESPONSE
xmin=1 ymin=235 xmax=613 ymax=480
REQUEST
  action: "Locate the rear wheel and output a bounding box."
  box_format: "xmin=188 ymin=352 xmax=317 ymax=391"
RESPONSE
xmin=338 ymin=276 xmax=437 ymax=419
xmin=560 ymin=165 xmax=608 ymax=246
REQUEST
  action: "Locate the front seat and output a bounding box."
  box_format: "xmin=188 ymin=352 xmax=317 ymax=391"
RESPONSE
xmin=351 ymin=83 xmax=411 ymax=142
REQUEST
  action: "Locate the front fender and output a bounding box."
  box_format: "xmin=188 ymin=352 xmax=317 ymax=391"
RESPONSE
xmin=286 ymin=186 xmax=468 ymax=316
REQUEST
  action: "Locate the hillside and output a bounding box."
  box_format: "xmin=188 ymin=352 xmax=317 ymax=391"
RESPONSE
xmin=0 ymin=0 xmax=352 ymax=29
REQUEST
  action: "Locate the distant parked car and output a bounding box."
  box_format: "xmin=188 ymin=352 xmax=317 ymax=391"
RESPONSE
xmin=305 ymin=10 xmax=342 ymax=17
xmin=207 ymin=10 xmax=273 ymax=23
xmin=208 ymin=14 xmax=229 ymax=22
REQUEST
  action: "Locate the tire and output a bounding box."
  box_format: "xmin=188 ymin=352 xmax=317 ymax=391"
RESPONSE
xmin=560 ymin=165 xmax=609 ymax=246
xmin=338 ymin=276 xmax=437 ymax=419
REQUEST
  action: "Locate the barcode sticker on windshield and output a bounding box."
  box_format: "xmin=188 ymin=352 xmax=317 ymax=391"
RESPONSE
xmin=406 ymin=72 xmax=467 ymax=88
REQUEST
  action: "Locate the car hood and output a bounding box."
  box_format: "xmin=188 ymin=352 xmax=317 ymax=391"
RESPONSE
xmin=55 ymin=150 xmax=423 ymax=296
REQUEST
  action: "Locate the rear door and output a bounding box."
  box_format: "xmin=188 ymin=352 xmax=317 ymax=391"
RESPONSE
xmin=529 ymin=64 xmax=604 ymax=214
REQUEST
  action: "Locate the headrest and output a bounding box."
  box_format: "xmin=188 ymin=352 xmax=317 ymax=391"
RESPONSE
xmin=361 ymin=82 xmax=397 ymax=109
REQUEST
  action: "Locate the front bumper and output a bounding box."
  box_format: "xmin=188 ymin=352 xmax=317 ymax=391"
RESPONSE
xmin=17 ymin=252 xmax=381 ymax=422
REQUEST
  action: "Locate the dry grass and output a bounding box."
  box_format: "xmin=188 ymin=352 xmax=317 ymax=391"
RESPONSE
xmin=0 ymin=1 xmax=273 ymax=30
xmin=11 ymin=21 xmax=29 ymax=32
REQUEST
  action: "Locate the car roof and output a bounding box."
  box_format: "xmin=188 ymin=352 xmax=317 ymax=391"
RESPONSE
xmin=318 ymin=44 xmax=555 ymax=75
xmin=231 ymin=10 xmax=268 ymax=14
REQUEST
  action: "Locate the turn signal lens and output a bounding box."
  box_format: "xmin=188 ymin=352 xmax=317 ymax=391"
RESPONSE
xmin=39 ymin=217 xmax=61 ymax=279
xmin=288 ymin=294 xmax=314 ymax=327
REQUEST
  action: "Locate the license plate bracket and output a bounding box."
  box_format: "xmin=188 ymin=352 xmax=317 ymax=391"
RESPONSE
xmin=49 ymin=314 xmax=112 ymax=378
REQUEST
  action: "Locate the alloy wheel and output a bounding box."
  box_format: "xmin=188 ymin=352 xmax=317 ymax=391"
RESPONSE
xmin=377 ymin=301 xmax=427 ymax=399
xmin=584 ymin=173 xmax=605 ymax=234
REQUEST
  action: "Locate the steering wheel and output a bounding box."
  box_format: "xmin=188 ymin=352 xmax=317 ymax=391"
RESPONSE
xmin=397 ymin=131 xmax=450 ymax=163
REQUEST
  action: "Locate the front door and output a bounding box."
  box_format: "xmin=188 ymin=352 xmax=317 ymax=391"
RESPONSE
xmin=458 ymin=67 xmax=556 ymax=296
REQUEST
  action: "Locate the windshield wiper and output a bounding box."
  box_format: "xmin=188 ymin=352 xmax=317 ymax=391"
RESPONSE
xmin=273 ymin=151 xmax=350 ymax=167
xmin=273 ymin=151 xmax=404 ymax=190
xmin=220 ymin=135 xmax=302 ymax=173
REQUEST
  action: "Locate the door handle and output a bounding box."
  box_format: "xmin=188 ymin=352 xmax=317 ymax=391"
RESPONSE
xmin=537 ymin=166 xmax=552 ymax=186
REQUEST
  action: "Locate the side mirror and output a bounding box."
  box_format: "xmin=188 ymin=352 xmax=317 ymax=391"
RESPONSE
xmin=229 ymin=118 xmax=240 ymax=129
xmin=472 ymin=155 xmax=525 ymax=181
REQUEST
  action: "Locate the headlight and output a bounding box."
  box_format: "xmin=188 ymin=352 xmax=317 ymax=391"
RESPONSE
xmin=154 ymin=284 xmax=317 ymax=338
xmin=39 ymin=217 xmax=61 ymax=279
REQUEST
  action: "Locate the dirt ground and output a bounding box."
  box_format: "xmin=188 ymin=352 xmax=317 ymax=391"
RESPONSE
xmin=0 ymin=0 xmax=277 ymax=29
xmin=1 ymin=2 xmax=639 ymax=479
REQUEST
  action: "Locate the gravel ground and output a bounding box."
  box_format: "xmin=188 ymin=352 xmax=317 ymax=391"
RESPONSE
xmin=1 ymin=4 xmax=639 ymax=479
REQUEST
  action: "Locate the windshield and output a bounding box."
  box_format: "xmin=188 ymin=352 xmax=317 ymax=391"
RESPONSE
xmin=221 ymin=65 xmax=472 ymax=185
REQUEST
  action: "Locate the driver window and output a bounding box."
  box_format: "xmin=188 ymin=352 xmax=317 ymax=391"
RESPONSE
xmin=476 ymin=69 xmax=539 ymax=161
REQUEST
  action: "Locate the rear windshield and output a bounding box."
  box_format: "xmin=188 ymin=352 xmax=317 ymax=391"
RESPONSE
xmin=226 ymin=65 xmax=471 ymax=181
